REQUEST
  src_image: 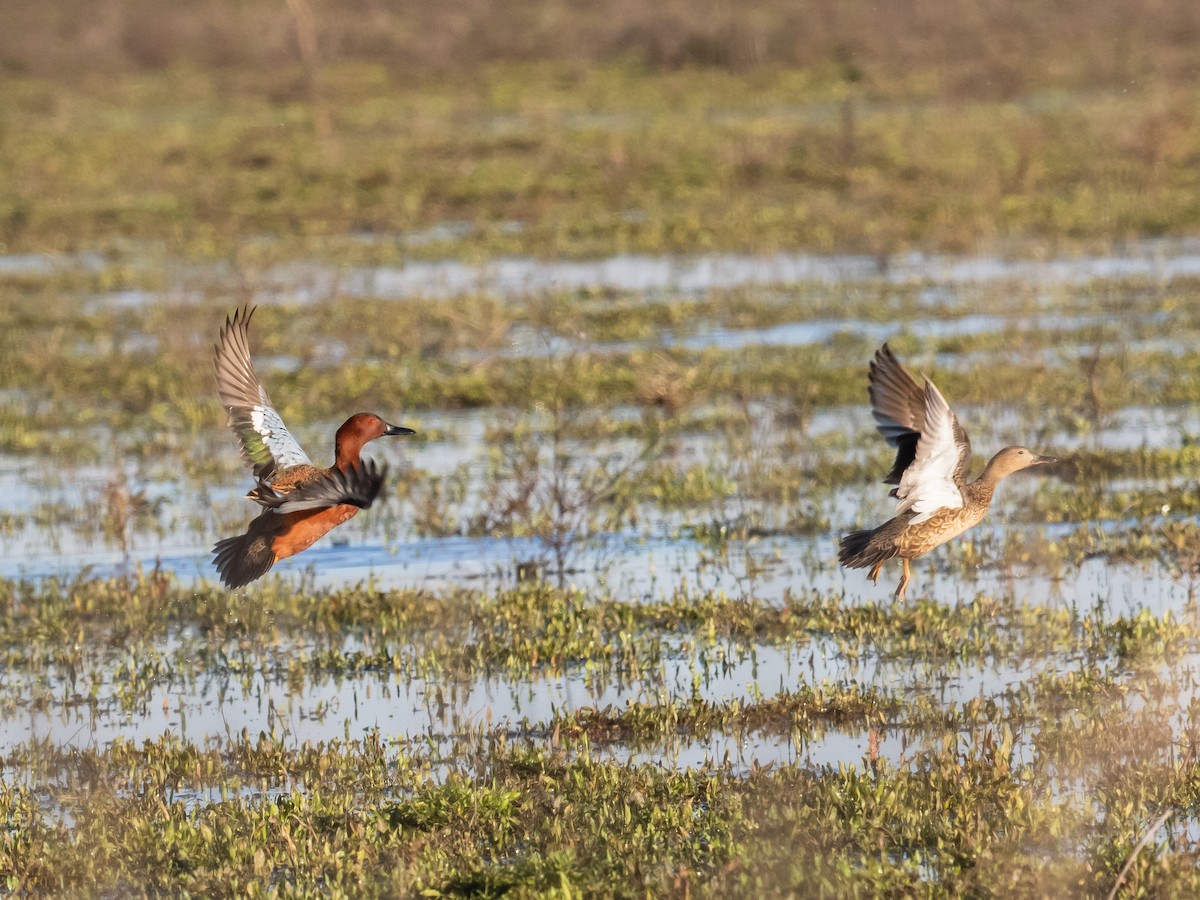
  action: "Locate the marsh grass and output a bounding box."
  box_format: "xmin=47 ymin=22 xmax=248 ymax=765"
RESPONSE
xmin=1 ymin=270 xmax=1196 ymax=441
xmin=5 ymin=55 xmax=1200 ymax=259
xmin=2 ymin=575 xmax=1200 ymax=894
xmin=6 ymin=22 xmax=1200 ymax=892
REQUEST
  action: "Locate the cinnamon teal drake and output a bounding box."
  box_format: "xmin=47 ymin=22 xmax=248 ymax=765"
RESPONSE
xmin=212 ymin=306 xmax=415 ymax=588
xmin=838 ymin=343 xmax=1055 ymax=602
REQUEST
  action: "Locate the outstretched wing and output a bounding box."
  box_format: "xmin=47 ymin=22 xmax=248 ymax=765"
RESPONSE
xmin=867 ymin=343 xmax=927 ymax=486
xmin=214 ymin=306 xmax=312 ymax=481
xmin=893 ymin=380 xmax=972 ymax=522
xmin=868 ymin=343 xmax=972 ymax=492
xmin=253 ymin=459 xmax=388 ymax=514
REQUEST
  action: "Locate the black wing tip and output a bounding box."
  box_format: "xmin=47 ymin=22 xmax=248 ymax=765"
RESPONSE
xmin=868 ymin=344 xmax=923 ymax=429
xmin=871 ymin=342 xmax=904 ymax=373
xmin=868 ymin=342 xmax=914 ymax=382
xmin=865 ymin=344 xmax=926 ymax=485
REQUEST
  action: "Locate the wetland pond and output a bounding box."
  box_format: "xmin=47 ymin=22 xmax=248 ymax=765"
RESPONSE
xmin=4 ymin=239 xmax=1200 ymax=892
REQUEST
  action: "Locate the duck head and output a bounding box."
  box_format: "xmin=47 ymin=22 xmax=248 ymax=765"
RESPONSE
xmin=335 ymin=412 xmax=416 ymax=469
xmin=981 ymin=445 xmax=1057 ymax=483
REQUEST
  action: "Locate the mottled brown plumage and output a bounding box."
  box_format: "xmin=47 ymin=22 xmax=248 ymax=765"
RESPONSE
xmin=839 ymin=344 xmax=1056 ymax=602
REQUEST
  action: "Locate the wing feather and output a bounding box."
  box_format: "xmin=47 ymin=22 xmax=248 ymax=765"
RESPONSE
xmin=868 ymin=343 xmax=927 ymax=485
xmin=253 ymin=460 xmax=388 ymax=514
xmin=214 ymin=306 xmax=312 ymax=480
xmin=894 ymin=380 xmax=971 ymax=522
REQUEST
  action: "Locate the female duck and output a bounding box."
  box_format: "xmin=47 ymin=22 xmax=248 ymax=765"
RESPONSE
xmin=212 ymin=306 xmax=415 ymax=588
xmin=839 ymin=344 xmax=1056 ymax=602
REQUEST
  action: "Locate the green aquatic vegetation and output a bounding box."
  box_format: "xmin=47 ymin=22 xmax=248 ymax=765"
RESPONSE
xmin=1060 ymin=445 xmax=1200 ymax=482
xmin=18 ymin=580 xmax=1170 ymax=666
xmin=3 ymin=573 xmax=1193 ymax=708
xmin=1023 ymin=480 xmax=1200 ymax=524
xmin=1052 ymin=519 xmax=1200 ymax=575
xmin=6 ymin=269 xmax=1200 ymax=466
xmin=518 ymin=279 xmax=1048 ymax=346
xmin=635 ymin=461 xmax=740 ymax=507
xmin=4 ymin=216 xmax=1200 ymax=899
xmin=4 ymin=722 xmax=1200 ymax=896
xmin=1 ymin=574 xmax=1200 ymax=894
xmin=6 ymin=30 xmax=1200 ymax=896
xmin=553 ymin=684 xmax=897 ymax=746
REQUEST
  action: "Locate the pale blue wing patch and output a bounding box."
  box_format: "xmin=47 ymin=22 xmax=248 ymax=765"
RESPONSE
xmin=249 ymin=405 xmax=312 ymax=473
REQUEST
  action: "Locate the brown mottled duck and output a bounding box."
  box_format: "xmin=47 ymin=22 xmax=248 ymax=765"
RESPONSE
xmin=838 ymin=343 xmax=1056 ymax=602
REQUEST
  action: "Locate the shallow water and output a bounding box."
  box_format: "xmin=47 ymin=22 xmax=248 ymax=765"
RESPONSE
xmin=53 ymin=234 xmax=1200 ymax=310
xmin=0 ymin=613 xmax=1106 ymax=781
xmin=474 ymin=311 xmax=1123 ymax=362
xmin=341 ymin=238 xmax=1200 ymax=301
xmin=3 ymin=241 xmax=1199 ymax=782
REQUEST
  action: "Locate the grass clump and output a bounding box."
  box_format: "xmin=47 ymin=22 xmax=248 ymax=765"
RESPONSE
xmin=0 ymin=562 xmax=1199 ymax=895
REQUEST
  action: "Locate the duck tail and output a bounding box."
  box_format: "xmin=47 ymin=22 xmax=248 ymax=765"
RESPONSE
xmin=212 ymin=528 xmax=276 ymax=589
xmin=838 ymin=525 xmax=896 ymax=570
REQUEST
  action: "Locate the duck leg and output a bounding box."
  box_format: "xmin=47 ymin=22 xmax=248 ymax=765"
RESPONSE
xmin=893 ymin=558 xmax=911 ymax=603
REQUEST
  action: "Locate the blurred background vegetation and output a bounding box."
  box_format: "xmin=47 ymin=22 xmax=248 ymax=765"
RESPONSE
xmin=2 ymin=0 xmax=1199 ymax=258
xmin=6 ymin=0 xmax=1199 ymax=92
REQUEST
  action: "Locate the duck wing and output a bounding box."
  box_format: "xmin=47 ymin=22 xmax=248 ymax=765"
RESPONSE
xmin=214 ymin=306 xmax=313 ymax=481
xmin=253 ymin=459 xmax=388 ymax=514
xmin=867 ymin=343 xmax=928 ymax=486
xmin=893 ymin=380 xmax=972 ymax=522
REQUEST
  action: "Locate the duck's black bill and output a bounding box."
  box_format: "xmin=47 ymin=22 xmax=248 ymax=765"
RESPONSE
xmin=1034 ymin=454 xmax=1058 ymax=465
xmin=384 ymin=423 xmax=417 ymax=436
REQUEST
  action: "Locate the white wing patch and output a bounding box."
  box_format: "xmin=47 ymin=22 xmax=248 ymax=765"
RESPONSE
xmin=214 ymin=306 xmax=313 ymax=480
xmin=894 ymin=380 xmax=967 ymax=523
xmin=249 ymin=405 xmax=312 ymax=472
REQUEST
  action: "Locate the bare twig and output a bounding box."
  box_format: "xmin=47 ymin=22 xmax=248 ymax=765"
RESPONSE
xmin=1106 ymin=807 xmax=1172 ymax=900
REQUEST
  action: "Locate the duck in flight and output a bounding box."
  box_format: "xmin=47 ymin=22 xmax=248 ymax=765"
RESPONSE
xmin=839 ymin=343 xmax=1055 ymax=602
xmin=212 ymin=306 xmax=415 ymax=588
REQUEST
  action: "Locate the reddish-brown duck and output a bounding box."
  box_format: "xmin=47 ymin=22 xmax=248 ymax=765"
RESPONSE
xmin=212 ymin=306 xmax=415 ymax=588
